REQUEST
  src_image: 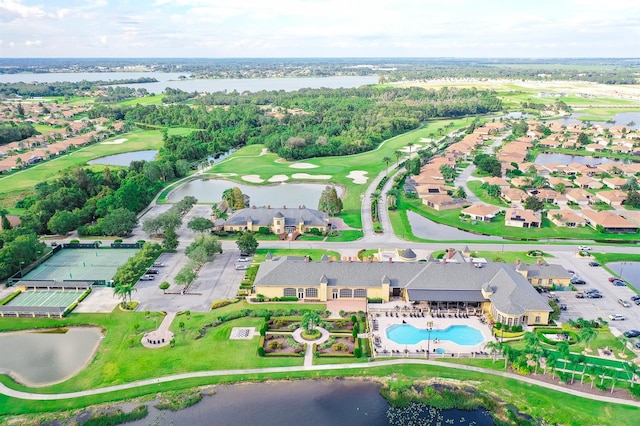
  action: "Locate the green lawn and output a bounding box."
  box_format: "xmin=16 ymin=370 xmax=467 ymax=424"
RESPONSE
xmin=252 ymin=248 xmax=340 ymax=263
xmin=117 ymin=94 xmax=166 ymax=106
xmin=466 ymin=181 xmax=509 ymax=207
xmin=431 ymin=249 xmax=553 ymax=264
xmin=206 ymin=119 xmax=468 ymax=228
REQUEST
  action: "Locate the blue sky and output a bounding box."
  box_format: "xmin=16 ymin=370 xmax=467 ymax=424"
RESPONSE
xmin=1 ymin=0 xmax=638 ymax=58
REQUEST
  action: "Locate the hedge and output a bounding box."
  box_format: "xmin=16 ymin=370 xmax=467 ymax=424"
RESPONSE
xmin=0 ymin=290 xmax=21 ymax=305
xmin=536 ymin=328 xmax=579 ymax=345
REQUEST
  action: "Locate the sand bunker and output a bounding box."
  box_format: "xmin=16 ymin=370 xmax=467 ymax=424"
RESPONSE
xmin=242 ymin=175 xmax=264 ymax=183
xmin=291 ymin=173 xmax=331 ymax=180
xmin=289 ymin=163 xmax=318 ymax=169
xmin=346 ymin=171 xmax=368 ymax=184
xmin=260 ymin=148 xmax=269 ymax=156
xmin=214 ymin=173 xmax=237 ymax=177
xmin=268 ymin=174 xmax=289 ymax=182
xmin=399 ymin=143 xmax=421 ymax=153
xmin=101 ymin=138 xmax=127 ymax=145
xmin=419 ymin=138 xmax=434 ymax=143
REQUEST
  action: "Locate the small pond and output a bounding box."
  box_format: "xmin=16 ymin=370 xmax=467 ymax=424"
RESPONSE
xmin=88 ymin=150 xmax=158 ymax=166
xmin=167 ymin=179 xmax=342 ymax=207
xmin=406 ymin=211 xmax=503 ymax=241
xmin=0 ymin=327 xmax=102 ymax=386
xmin=607 ymin=262 xmax=640 ymax=288
xmin=534 ymin=153 xmax=627 ymax=166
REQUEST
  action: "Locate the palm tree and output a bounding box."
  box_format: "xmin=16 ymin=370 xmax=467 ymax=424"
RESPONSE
xmin=572 ymin=354 xmax=586 ymax=384
xmin=382 ymin=156 xmax=392 ymax=174
xmin=407 ymin=142 xmax=414 ymax=155
xmin=113 ymin=283 xmax=136 ymax=307
xmin=579 ymin=326 xmax=598 ymax=351
xmin=624 ymin=362 xmax=638 ymax=387
xmin=484 ymin=340 xmax=502 ymax=363
xmin=545 ymin=352 xmax=558 ymax=378
xmin=557 ymin=341 xmax=571 ymax=373
xmin=394 ymin=150 xmax=402 ymax=166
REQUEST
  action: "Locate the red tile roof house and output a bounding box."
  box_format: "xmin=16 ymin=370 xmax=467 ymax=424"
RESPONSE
xmin=602 ymin=177 xmax=628 ymax=190
xmin=549 ymin=209 xmax=586 ymax=228
xmin=481 ymin=176 xmax=510 ymax=189
xmin=565 ymin=188 xmax=594 ymax=206
xmin=509 ymin=176 xmax=530 ymax=188
xmin=580 ymin=209 xmax=639 ymax=233
xmin=501 ymin=188 xmax=527 ymax=204
xmin=584 ymin=143 xmax=604 ymax=153
xmin=547 ymin=176 xmax=573 ymax=188
xmin=0 ymin=214 xmax=21 ymax=230
xmin=505 ymin=208 xmax=541 ymax=228
xmin=461 ymin=204 xmax=503 ymax=222
xmin=537 ymin=138 xmax=562 ymax=149
xmin=421 ymin=194 xmax=468 ymax=211
xmin=527 ymin=189 xmax=566 ymax=204
xmin=574 ymin=176 xmax=603 ymax=190
xmin=595 ymin=190 xmax=627 ymax=207
xmin=621 ymin=211 xmax=640 ymax=227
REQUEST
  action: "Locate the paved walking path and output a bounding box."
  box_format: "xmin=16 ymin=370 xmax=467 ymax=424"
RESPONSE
xmin=2 ymin=358 xmax=640 ymax=407
xmin=291 ymin=327 xmax=330 ymax=367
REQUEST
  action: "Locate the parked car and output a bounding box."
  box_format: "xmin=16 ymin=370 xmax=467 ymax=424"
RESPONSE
xmin=139 ymin=274 xmax=155 ymax=281
xmin=234 ymin=264 xmax=249 ymax=270
xmin=618 ymin=298 xmax=631 ymax=308
xmin=631 ymin=295 xmax=640 ymax=301
xmin=585 ymin=288 xmax=601 ymax=294
xmin=575 ymin=292 xmax=585 ymax=299
xmin=237 ymin=257 xmax=252 ymax=262
xmin=612 ymin=280 xmax=626 ymax=286
xmin=587 ymin=292 xmax=603 ymax=299
xmin=567 ymin=270 xmax=575 ymax=275
xmin=636 ymin=341 xmax=640 ymax=349
xmin=624 ymin=329 xmax=640 ymax=338
xmin=146 ymin=269 xmax=159 ymax=274
xmin=578 ymin=245 xmax=592 ymax=251
xmin=635 ymin=299 xmax=640 ymax=306
xmin=609 ymin=277 xmax=621 ymax=282
xmin=560 ymin=304 xmax=567 ymax=311
xmin=608 ymin=314 xmax=626 ymax=321
xmin=589 ymin=261 xmax=600 ymax=267
xmin=152 ymin=262 xmax=165 ymax=267
xmin=570 ymin=278 xmax=586 ymax=285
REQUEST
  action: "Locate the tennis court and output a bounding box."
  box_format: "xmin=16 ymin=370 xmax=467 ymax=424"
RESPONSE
xmin=23 ymin=248 xmax=139 ymax=282
xmin=7 ymin=290 xmax=85 ymax=308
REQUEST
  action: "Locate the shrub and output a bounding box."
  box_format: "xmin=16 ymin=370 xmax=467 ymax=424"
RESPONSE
xmin=211 ymin=300 xmax=235 ymax=310
xmin=354 ymin=347 xmax=362 ymax=358
xmin=351 ymin=314 xmax=357 ymax=324
xmin=367 ymin=297 xmax=383 ymax=303
xmin=82 ymin=406 xmax=149 ymax=426
xmin=495 ymin=322 xmax=502 ymax=330
xmin=268 ymin=340 xmax=283 ymax=350
xmin=257 ymin=347 xmax=265 ymax=357
xmin=332 ymin=342 xmax=348 ymax=352
xmin=69 ymin=239 xmax=80 ymax=244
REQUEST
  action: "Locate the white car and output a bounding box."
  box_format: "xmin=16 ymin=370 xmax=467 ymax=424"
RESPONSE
xmin=608 ymin=314 xmax=625 ymax=321
xmin=578 ymin=245 xmax=592 ymax=251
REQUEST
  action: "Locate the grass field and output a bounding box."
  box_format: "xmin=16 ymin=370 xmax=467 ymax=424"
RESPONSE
xmin=0 ymin=127 xmax=196 ymax=209
xmin=207 ymin=118 xmax=468 ymax=228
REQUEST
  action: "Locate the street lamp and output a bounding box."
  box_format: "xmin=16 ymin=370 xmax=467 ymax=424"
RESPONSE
xmin=426 ymin=321 xmax=433 ymax=360
xmin=19 ymin=261 xmax=24 ymax=277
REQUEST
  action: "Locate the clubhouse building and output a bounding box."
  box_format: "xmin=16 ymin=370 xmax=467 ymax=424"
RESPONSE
xmin=254 ymin=253 xmax=556 ymax=326
xmin=214 ymin=206 xmax=330 ymax=236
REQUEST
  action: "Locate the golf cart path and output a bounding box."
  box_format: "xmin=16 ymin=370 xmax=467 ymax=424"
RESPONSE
xmin=2 ymin=359 xmax=639 ymax=407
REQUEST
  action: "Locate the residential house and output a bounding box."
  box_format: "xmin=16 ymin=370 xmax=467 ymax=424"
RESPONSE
xmin=595 ymin=190 xmax=627 ymax=207
xmin=549 ymin=209 xmax=587 ymax=228
xmin=585 ymin=144 xmax=604 ymax=153
xmin=602 ymin=177 xmax=628 ymax=190
xmin=422 ymin=194 xmax=467 ymax=211
xmin=565 ymin=188 xmax=593 ymax=206
xmin=461 ymin=204 xmax=503 ymax=222
xmin=580 ymin=209 xmax=638 ymax=233
xmin=574 ymin=176 xmax=603 ymax=190
xmin=505 ymin=208 xmax=541 ymax=228
xmin=481 ymin=176 xmax=510 ymax=190
xmin=501 ymin=188 xmax=527 ymax=204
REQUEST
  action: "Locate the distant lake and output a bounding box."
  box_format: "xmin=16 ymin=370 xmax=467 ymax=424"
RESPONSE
xmin=88 ymin=150 xmax=158 ymax=166
xmin=168 ymin=178 xmax=341 ymax=207
xmin=558 ymin=111 xmax=640 ymax=129
xmin=534 ymin=153 xmax=626 ymax=166
xmin=0 ymin=72 xmax=378 ymax=93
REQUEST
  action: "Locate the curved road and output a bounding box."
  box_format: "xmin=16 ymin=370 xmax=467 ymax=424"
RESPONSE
xmin=2 ymin=358 xmax=638 ymax=407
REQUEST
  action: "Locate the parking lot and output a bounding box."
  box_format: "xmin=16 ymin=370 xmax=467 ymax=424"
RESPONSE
xmin=549 ymin=250 xmax=640 ymax=339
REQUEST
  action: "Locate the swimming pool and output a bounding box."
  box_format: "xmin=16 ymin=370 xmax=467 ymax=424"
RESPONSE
xmin=385 ymin=324 xmax=484 ymax=345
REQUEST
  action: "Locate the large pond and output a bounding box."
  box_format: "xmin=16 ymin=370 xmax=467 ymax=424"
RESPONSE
xmin=534 ymin=153 xmax=627 ymax=166
xmin=607 ymin=262 xmax=640 ymax=288
xmin=557 ymin=111 xmax=640 ymax=129
xmin=168 ymin=178 xmax=341 ymax=207
xmin=407 ymin=211 xmax=503 ymax=241
xmin=0 ymin=72 xmax=377 ymax=93
xmin=87 ymin=150 xmax=158 ymax=166
xmin=0 ymin=327 xmax=102 ymax=386
xmin=129 ymin=380 xmax=494 ymax=426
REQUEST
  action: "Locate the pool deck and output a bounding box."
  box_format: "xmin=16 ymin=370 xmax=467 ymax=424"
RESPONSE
xmin=369 ymin=312 xmax=494 ymax=358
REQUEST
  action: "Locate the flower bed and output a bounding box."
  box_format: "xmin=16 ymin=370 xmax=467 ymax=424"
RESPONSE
xmin=316 ymin=335 xmax=357 ymax=357
xmin=261 ymin=334 xmax=305 ymax=356
xmin=268 ymin=318 xmax=301 ymax=332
